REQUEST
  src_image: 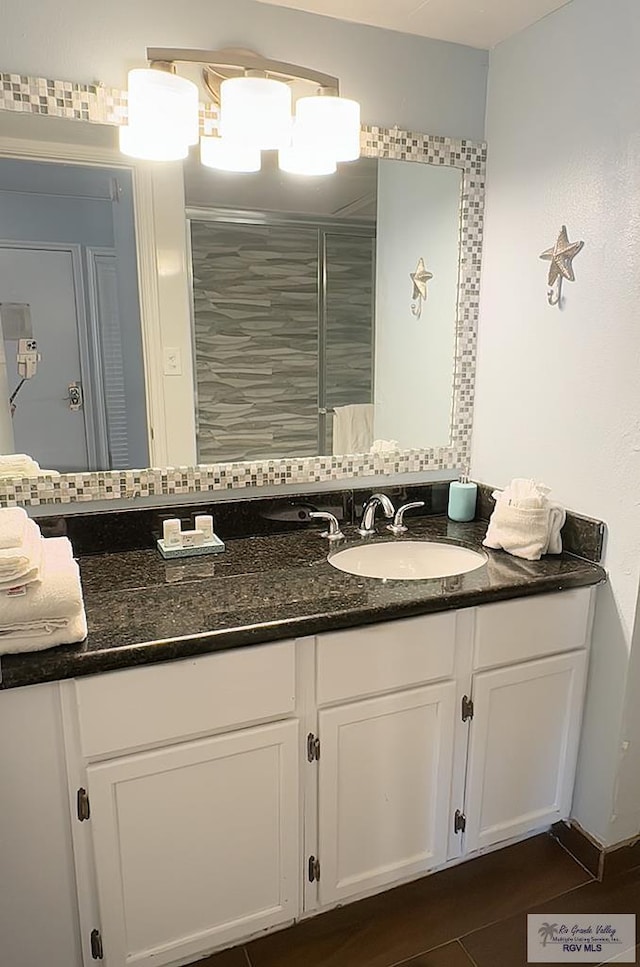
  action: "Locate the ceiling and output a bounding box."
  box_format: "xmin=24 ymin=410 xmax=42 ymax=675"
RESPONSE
xmin=252 ymin=0 xmax=573 ymax=49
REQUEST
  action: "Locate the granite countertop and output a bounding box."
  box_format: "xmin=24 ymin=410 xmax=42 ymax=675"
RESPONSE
xmin=0 ymin=516 xmax=606 ymax=689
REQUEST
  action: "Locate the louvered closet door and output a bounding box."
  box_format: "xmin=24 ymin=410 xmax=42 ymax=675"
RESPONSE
xmin=87 ymin=721 xmax=299 ymax=967
xmin=317 ymin=682 xmax=456 ymax=906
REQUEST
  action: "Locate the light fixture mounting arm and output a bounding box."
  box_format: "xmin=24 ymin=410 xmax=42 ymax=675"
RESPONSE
xmin=145 ymin=47 xmax=341 ymax=95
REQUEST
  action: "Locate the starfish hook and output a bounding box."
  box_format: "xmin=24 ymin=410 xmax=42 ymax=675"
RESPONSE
xmin=547 ymin=276 xmax=562 ymax=306
xmin=540 ymin=225 xmax=584 ymax=309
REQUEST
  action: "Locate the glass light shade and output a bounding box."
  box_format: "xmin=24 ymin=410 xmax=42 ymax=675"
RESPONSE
xmin=295 ymin=95 xmax=361 ymax=162
xmin=200 ymin=136 xmax=261 ymax=173
xmin=220 ymin=76 xmax=292 ymax=151
xmin=119 ymin=124 xmax=188 ymax=162
xmin=126 ymin=68 xmax=199 ymax=150
xmin=278 ymin=144 xmax=337 ymax=176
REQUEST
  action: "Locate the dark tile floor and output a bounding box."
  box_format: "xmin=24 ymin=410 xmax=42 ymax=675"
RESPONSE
xmin=194 ymin=834 xmax=639 ymax=967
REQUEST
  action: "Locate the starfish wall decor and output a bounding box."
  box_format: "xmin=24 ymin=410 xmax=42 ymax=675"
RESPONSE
xmin=410 ymin=257 xmax=434 ymax=319
xmin=539 ymin=225 xmax=584 ymax=307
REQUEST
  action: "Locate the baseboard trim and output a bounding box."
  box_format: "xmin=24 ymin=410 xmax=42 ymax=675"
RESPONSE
xmin=552 ymin=821 xmax=640 ymax=881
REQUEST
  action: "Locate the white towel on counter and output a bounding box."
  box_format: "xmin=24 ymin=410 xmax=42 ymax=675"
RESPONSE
xmin=0 ymin=518 xmax=43 ymax=588
xmin=483 ymin=478 xmax=566 ymax=561
xmin=332 ymin=404 xmax=374 ymax=455
xmin=0 ymin=609 xmax=87 ymax=655
xmin=0 ymin=537 xmax=83 ymax=642
xmin=0 ymin=506 xmax=29 ymax=549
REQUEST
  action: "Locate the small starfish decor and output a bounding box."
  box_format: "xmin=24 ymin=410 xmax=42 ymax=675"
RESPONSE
xmin=539 ymin=225 xmax=584 ymax=306
xmin=410 ymin=257 xmax=433 ymax=318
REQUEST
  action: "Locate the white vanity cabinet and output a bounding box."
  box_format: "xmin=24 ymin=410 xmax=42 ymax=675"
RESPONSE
xmin=462 ymin=650 xmax=588 ymax=852
xmin=461 ymin=591 xmax=592 ymax=854
xmin=313 ymin=614 xmax=459 ymax=906
xmin=65 ymin=640 xmax=300 ymax=967
xmin=3 ymin=587 xmax=595 ymax=967
xmin=86 ymin=721 xmax=299 ymax=967
xmin=317 ymin=682 xmax=456 ymax=905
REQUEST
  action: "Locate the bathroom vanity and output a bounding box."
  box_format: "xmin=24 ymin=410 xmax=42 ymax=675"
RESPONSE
xmin=0 ymin=511 xmax=605 ymax=967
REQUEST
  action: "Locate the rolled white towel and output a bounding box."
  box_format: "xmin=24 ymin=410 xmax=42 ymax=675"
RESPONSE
xmin=483 ymin=500 xmax=551 ymax=561
xmin=0 ymin=519 xmax=43 ymax=588
xmin=0 ymin=507 xmax=30 ymax=549
xmin=545 ymin=504 xmax=567 ymax=555
xmin=0 ymin=537 xmax=83 ymax=627
xmin=0 ymin=608 xmax=87 ymax=654
xmin=483 ymin=479 xmax=566 ymax=561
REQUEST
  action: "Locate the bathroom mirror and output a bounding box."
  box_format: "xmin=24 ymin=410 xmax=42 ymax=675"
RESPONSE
xmin=0 ymin=88 xmax=485 ymax=507
xmin=185 ymin=152 xmax=462 ymax=464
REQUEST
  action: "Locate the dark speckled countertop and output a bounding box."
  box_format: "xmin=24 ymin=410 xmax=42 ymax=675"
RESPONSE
xmin=0 ymin=516 xmax=606 ymax=689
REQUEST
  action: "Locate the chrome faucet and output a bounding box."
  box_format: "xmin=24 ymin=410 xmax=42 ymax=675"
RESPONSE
xmin=309 ymin=511 xmax=345 ymax=541
xmin=387 ymin=501 xmax=425 ymax=535
xmin=358 ymin=493 xmax=395 ymax=537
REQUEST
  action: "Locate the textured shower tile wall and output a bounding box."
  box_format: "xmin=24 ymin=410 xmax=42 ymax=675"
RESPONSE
xmin=191 ymin=221 xmax=319 ymax=463
xmin=325 ymin=232 xmax=375 ymax=453
xmin=191 ymin=220 xmax=375 ymax=463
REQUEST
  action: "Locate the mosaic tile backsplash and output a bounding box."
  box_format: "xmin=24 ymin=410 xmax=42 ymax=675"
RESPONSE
xmin=0 ymin=70 xmax=486 ymax=509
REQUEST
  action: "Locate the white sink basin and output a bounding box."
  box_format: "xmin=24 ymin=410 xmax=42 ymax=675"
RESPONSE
xmin=328 ymin=540 xmax=487 ymax=581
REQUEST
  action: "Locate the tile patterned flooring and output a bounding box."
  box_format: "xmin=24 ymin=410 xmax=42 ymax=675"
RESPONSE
xmin=193 ymin=834 xmax=639 ymax=967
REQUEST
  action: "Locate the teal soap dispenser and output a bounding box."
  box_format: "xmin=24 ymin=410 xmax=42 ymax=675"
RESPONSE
xmin=447 ymin=474 xmax=478 ymax=523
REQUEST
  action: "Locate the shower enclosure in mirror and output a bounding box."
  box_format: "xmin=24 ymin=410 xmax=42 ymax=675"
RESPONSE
xmin=189 ymin=213 xmax=376 ymax=462
xmin=186 ymin=153 xmax=462 ymax=465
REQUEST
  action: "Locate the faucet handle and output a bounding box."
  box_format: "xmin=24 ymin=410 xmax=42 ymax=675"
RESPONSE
xmin=309 ymin=511 xmax=345 ymax=542
xmin=387 ymin=501 xmax=425 ymax=535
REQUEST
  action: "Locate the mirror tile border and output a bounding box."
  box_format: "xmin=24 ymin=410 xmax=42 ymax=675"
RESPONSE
xmin=0 ymin=71 xmax=486 ymax=509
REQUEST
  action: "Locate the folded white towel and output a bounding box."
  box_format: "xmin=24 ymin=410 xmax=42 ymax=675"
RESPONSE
xmin=0 ymin=537 xmax=83 ymax=626
xmin=0 ymin=453 xmax=41 ymax=477
xmin=0 ymin=519 xmax=43 ymax=588
xmin=0 ymin=507 xmax=30 ymax=549
xmin=332 ymin=404 xmax=374 ymax=455
xmin=0 ymin=454 xmax=60 ymax=478
xmin=0 ymin=608 xmax=87 ymax=655
xmin=483 ymin=479 xmax=565 ymax=561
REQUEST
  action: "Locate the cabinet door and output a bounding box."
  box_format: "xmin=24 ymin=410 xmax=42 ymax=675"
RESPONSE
xmin=464 ymin=651 xmax=587 ymax=853
xmin=87 ymin=720 xmax=299 ymax=967
xmin=318 ymin=682 xmax=456 ymax=906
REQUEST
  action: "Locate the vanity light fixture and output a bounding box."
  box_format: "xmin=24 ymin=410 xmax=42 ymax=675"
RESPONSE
xmin=119 ymin=68 xmax=199 ymax=162
xmin=120 ymin=48 xmax=361 ymax=176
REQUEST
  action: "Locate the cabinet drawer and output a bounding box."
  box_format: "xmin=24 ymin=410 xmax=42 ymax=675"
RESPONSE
xmin=317 ymin=613 xmax=456 ymax=705
xmin=473 ymin=589 xmax=591 ymax=670
xmin=75 ymin=641 xmax=296 ymax=758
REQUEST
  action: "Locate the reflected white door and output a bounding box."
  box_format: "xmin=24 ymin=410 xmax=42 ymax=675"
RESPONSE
xmin=318 ymin=683 xmax=456 ymax=906
xmin=0 ymin=246 xmax=90 ymax=471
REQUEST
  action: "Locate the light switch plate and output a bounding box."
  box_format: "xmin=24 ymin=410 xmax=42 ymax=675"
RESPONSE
xmin=163 ymin=346 xmax=182 ymax=376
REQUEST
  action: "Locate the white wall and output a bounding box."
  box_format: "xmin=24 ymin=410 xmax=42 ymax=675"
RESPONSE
xmin=471 ymin=0 xmax=640 ymax=845
xmin=0 ymin=0 xmax=488 ymax=141
xmin=0 ymin=683 xmax=82 ymax=967
xmin=374 ymin=159 xmax=461 ymax=448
